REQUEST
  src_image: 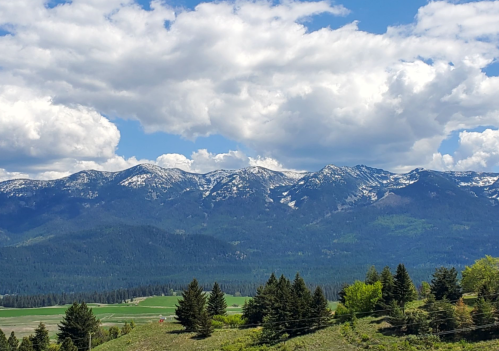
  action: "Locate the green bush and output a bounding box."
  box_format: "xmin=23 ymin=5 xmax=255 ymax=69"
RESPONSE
xmin=213 ymin=314 xmax=246 ymax=328
xmin=335 ymin=303 xmax=354 ymax=323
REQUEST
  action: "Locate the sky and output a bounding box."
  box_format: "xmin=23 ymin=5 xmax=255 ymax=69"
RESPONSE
xmin=1 ymin=0 xmax=499 ymax=180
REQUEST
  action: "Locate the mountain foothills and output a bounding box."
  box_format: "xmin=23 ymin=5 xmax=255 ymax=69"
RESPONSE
xmin=2 ymin=164 xmax=499 ymax=294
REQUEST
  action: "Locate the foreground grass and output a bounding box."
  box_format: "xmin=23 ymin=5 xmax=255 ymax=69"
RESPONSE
xmin=94 ymin=316 xmax=499 ymax=351
xmin=94 ymin=321 xmax=357 ymax=351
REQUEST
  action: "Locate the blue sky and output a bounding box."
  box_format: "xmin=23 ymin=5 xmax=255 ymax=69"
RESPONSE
xmin=1 ymin=0 xmax=499 ymax=179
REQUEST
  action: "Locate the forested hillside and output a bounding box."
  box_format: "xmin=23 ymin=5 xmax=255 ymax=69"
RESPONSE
xmin=2 ymin=164 xmax=499 ymax=294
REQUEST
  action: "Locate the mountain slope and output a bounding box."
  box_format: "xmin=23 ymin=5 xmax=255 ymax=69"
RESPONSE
xmin=2 ymin=164 xmax=499 ymax=293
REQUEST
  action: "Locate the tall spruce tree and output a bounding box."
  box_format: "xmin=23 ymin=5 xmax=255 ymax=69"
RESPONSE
xmin=207 ymin=282 xmax=227 ymax=317
xmin=289 ymin=273 xmax=312 ymax=334
xmin=57 ymin=302 xmax=100 ymax=350
xmin=380 ymin=266 xmax=395 ymax=305
xmin=243 ymin=273 xmax=278 ymax=325
xmin=338 ymin=283 xmax=349 ymax=305
xmin=0 ymin=329 xmax=8 ymax=351
xmin=261 ymin=275 xmax=292 ymax=341
xmin=59 ymin=337 xmax=78 ymax=351
xmin=196 ymin=310 xmax=214 ymax=338
xmin=310 ymin=286 xmax=331 ymax=328
xmin=175 ymin=278 xmax=206 ymax=331
xmin=430 ymin=267 xmax=462 ymax=301
xmin=393 ymin=264 xmax=416 ymax=311
xmin=365 ymin=266 xmax=380 ymax=285
xmin=33 ymin=322 xmax=50 ymax=351
xmin=18 ymin=337 xmax=34 ymax=351
xmin=8 ymin=331 xmax=19 ymax=351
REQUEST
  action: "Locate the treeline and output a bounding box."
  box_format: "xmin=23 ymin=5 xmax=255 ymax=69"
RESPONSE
xmin=0 ymin=281 xmax=343 ymax=309
xmin=174 ymin=273 xmax=331 ymax=343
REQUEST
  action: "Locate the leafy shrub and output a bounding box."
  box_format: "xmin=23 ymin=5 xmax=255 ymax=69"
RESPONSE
xmin=335 ymin=303 xmax=354 ymax=323
xmin=213 ymin=314 xmax=246 ymax=328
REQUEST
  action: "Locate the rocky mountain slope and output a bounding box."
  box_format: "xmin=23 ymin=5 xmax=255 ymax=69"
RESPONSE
xmin=2 ymin=164 xmax=499 ymax=293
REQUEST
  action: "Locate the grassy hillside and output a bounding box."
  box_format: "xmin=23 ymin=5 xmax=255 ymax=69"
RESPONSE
xmin=94 ymin=317 xmax=499 ymax=351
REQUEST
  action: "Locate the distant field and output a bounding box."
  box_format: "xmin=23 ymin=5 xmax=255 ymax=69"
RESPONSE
xmin=0 ymin=295 xmax=247 ymax=338
xmin=0 ymin=295 xmax=337 ymax=339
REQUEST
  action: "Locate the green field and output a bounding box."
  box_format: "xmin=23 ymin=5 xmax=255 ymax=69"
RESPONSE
xmin=0 ymin=295 xmax=249 ymax=339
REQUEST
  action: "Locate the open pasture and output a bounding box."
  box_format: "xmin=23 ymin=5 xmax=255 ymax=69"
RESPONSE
xmin=0 ymin=295 xmax=248 ymax=338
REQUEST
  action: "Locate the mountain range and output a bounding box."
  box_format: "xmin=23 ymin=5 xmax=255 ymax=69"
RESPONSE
xmin=2 ymin=164 xmax=499 ymax=294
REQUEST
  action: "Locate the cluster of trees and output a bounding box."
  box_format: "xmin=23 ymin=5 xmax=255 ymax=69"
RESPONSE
xmin=174 ymin=280 xmax=228 ymax=338
xmin=336 ymin=256 xmax=499 ymax=340
xmin=174 ymin=274 xmax=331 ymax=343
xmin=242 ymin=273 xmax=331 ymax=344
xmin=336 ymin=264 xmax=418 ymax=318
xmin=0 ymin=302 xmax=136 ymax=351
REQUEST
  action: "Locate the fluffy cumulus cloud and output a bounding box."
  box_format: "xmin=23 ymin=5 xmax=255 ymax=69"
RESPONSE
xmin=1 ymin=0 xmax=499 ymax=179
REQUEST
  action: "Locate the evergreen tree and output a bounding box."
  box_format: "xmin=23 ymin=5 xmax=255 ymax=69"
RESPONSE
xmin=420 ymin=281 xmax=431 ymax=300
xmin=0 ymin=329 xmax=8 ymax=351
xmin=18 ymin=337 xmax=34 ymax=351
xmin=365 ymin=266 xmax=380 ymax=285
xmin=428 ymin=299 xmax=457 ymax=334
xmin=472 ymin=297 xmax=495 ymax=328
xmin=338 ymin=283 xmax=349 ymax=305
xmin=406 ymin=310 xmax=430 ymax=335
xmin=380 ymin=266 xmax=395 ymax=305
xmin=175 ymin=278 xmax=206 ymax=331
xmin=207 ymin=282 xmax=227 ymax=317
xmin=8 ymin=331 xmax=19 ymax=351
xmin=289 ymin=273 xmax=312 ymax=334
xmin=243 ymin=273 xmax=278 ymax=325
xmin=109 ymin=326 xmax=119 ymax=340
xmin=310 ymin=286 xmax=331 ymax=328
xmin=430 ymin=267 xmax=462 ymax=301
xmin=33 ymin=322 xmax=50 ymax=351
xmin=196 ymin=310 xmax=214 ymax=338
xmin=59 ymin=338 xmax=78 ymax=351
xmin=393 ymin=264 xmax=416 ymax=311
xmin=260 ymin=310 xmax=285 ymax=344
xmin=57 ymin=302 xmax=100 ymax=350
xmin=388 ymin=300 xmax=406 ymax=329
xmin=455 ymin=297 xmax=473 ymax=336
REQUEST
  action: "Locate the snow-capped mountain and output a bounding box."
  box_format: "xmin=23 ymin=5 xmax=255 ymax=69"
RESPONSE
xmin=2 ymin=163 xmax=499 ymax=211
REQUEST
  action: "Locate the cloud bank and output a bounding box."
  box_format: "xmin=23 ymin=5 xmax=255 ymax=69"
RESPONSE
xmin=1 ymin=0 xmax=499 ymax=179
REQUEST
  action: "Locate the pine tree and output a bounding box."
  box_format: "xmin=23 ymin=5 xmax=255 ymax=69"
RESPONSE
xmin=196 ymin=310 xmax=214 ymax=338
xmin=288 ymin=273 xmax=312 ymax=334
xmin=18 ymin=337 xmax=34 ymax=351
xmin=380 ymin=266 xmax=395 ymax=305
xmin=365 ymin=266 xmax=380 ymax=285
xmin=59 ymin=337 xmax=78 ymax=351
xmin=207 ymin=282 xmax=227 ymax=317
xmin=242 ymin=273 xmax=278 ymax=325
xmin=472 ymin=297 xmax=495 ymax=328
xmin=33 ymin=322 xmax=50 ymax=351
xmin=0 ymin=329 xmax=8 ymax=351
xmin=57 ymin=302 xmax=100 ymax=350
xmin=430 ymin=267 xmax=462 ymax=301
xmin=338 ymin=283 xmax=349 ymax=305
xmin=8 ymin=331 xmax=19 ymax=351
xmin=393 ymin=264 xmax=416 ymax=311
xmin=429 ymin=299 xmax=457 ymax=333
xmin=310 ymin=286 xmax=331 ymax=328
xmin=260 ymin=310 xmax=285 ymax=344
xmin=175 ymin=278 xmax=206 ymax=331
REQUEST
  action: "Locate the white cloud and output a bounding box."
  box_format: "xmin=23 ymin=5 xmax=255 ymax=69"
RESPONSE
xmin=0 ymin=169 xmax=29 ymax=182
xmin=0 ymin=83 xmax=120 ymax=162
xmin=1 ymin=0 xmax=499 ymax=176
xmin=431 ymin=129 xmax=499 ymax=171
